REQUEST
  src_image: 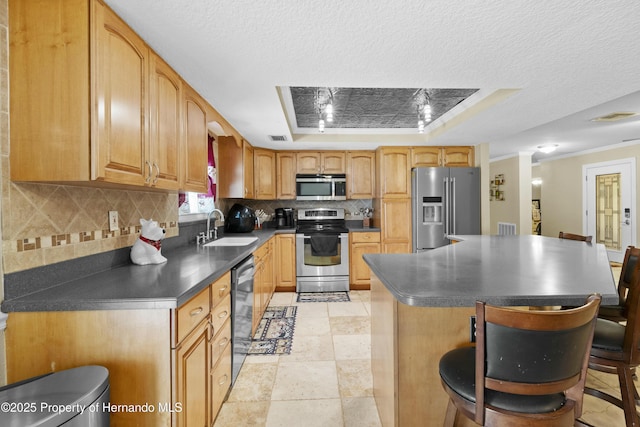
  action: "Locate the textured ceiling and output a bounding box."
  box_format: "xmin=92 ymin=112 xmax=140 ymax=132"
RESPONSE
xmin=290 ymin=87 xmax=478 ymax=129
xmin=103 ymin=0 xmax=640 ymax=161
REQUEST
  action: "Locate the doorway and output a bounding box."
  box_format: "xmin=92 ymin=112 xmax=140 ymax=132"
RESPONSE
xmin=583 ymin=158 xmax=636 ymax=263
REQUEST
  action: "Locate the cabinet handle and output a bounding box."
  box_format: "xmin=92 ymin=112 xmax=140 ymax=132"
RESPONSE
xmin=218 ymin=374 xmax=228 ymax=386
xmin=208 ymin=320 xmax=215 ymax=341
xmin=152 ymin=162 xmax=160 ymax=184
xmin=218 ymin=310 xmax=228 ymax=319
xmin=145 ymin=161 xmax=152 ymax=183
xmin=218 ymin=286 xmax=227 ymax=296
xmin=219 ymin=337 xmax=229 ymax=347
xmin=190 ymin=307 xmax=204 ymax=316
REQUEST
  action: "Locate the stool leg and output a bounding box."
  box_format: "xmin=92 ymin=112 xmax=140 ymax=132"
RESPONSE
xmin=443 ymin=399 xmax=457 ymax=427
xmin=619 ymin=366 xmax=640 ymax=427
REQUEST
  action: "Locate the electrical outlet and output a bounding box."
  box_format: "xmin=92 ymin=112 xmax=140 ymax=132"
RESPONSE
xmin=108 ymin=211 xmax=119 ymax=231
xmin=469 ymin=316 xmax=477 ymax=343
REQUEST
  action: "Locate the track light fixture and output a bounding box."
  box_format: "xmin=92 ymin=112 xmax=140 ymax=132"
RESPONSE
xmin=414 ymin=89 xmax=432 ymax=133
xmin=315 ymin=88 xmax=335 ymax=133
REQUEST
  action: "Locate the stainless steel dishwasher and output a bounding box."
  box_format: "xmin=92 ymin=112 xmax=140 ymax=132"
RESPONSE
xmin=231 ymin=255 xmax=255 ymax=385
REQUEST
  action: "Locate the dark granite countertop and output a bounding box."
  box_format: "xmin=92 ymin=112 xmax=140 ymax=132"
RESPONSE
xmin=364 ymin=235 xmax=619 ymax=307
xmin=2 ymin=229 xmax=281 ymax=312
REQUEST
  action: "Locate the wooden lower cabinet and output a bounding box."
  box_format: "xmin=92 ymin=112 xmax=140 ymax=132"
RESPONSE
xmin=275 ymin=234 xmax=296 ymax=292
xmin=252 ymin=238 xmax=276 ymax=335
xmin=175 ymin=318 xmax=210 ymax=427
xmin=374 ymin=198 xmax=412 ymax=254
xmin=349 ymin=232 xmax=381 ymax=290
xmin=5 ymin=272 xmax=232 ymax=427
xmin=370 ymin=274 xmax=475 ymax=427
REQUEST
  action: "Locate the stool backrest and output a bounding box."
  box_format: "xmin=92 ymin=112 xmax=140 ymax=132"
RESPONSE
xmin=474 ymin=295 xmax=601 ymax=425
xmin=621 ymin=258 xmax=640 ymax=365
xmin=618 ymin=246 xmax=640 ymax=315
xmin=558 ymin=231 xmax=593 ymax=243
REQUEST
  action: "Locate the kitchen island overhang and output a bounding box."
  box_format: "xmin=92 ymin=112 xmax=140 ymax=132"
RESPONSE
xmin=365 ymin=234 xmax=618 ymax=427
xmin=364 ymin=234 xmax=619 ymax=308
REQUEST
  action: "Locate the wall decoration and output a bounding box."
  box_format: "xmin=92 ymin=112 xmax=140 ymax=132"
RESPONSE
xmin=490 ymin=174 xmax=505 ymax=201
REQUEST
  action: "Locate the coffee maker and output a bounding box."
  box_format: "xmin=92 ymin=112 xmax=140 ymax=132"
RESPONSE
xmin=275 ymin=208 xmax=294 ymax=229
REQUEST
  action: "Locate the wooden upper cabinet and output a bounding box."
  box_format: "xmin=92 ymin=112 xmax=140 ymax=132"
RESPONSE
xmin=243 ymin=140 xmax=254 ymax=198
xmin=9 ymin=0 xmax=209 ymax=191
xmin=149 ymin=53 xmax=181 ymax=190
xmin=296 ymin=152 xmax=346 ymax=174
xmin=276 ymin=152 xmax=297 ymax=199
xmin=347 ymin=151 xmax=375 ymax=199
xmin=442 ymin=146 xmax=474 ymax=167
xmin=411 ymin=147 xmax=441 ymax=167
xmin=296 ymin=152 xmax=322 ymax=174
xmin=376 ymin=147 xmax=411 ymax=198
xmin=321 ymin=152 xmax=346 ymax=174
xmin=254 ymin=148 xmax=276 ymax=200
xmin=10 ymin=0 xmax=92 ymax=181
xmin=182 ymin=85 xmax=209 ymax=193
xmin=411 ymin=146 xmax=475 ymax=168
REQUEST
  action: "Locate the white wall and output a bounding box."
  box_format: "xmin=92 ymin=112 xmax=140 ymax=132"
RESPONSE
xmin=536 ymin=142 xmax=640 ymax=243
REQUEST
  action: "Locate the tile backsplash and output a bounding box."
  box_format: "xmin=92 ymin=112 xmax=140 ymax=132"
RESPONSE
xmin=2 ymin=182 xmax=178 ymax=273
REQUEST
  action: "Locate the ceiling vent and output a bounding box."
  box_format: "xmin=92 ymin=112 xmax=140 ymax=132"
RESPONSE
xmin=269 ymin=135 xmax=288 ymax=141
xmin=590 ymin=112 xmax=638 ymax=122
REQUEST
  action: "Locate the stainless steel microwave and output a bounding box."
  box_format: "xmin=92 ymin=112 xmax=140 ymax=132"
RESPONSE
xmin=296 ymin=174 xmax=347 ymax=201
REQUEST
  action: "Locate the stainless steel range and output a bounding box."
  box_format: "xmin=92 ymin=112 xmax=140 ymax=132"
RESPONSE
xmin=296 ymin=208 xmax=350 ymax=293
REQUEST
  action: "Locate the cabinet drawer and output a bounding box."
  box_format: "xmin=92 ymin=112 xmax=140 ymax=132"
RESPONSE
xmin=211 ymin=271 xmax=231 ymax=308
xmin=211 ymin=318 xmax=231 ymax=362
xmin=211 ymin=344 xmax=232 ymax=421
xmin=351 ymin=232 xmax=381 ymax=243
xmin=176 ymin=286 xmax=211 ymax=345
xmin=211 ymin=293 xmax=231 ymax=336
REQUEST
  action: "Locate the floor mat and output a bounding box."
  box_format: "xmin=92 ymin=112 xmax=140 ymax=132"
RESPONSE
xmin=296 ymin=292 xmax=351 ymax=303
xmin=248 ymin=306 xmax=297 ymax=355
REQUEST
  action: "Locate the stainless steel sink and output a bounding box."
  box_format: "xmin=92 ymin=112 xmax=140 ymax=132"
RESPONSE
xmin=203 ymin=237 xmax=258 ymax=247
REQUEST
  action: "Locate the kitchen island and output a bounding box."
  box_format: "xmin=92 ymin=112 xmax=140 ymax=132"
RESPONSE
xmin=363 ymin=235 xmax=618 ymax=427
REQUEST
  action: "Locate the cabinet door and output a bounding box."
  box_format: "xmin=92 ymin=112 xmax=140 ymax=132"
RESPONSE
xmin=243 ymin=141 xmax=255 ymax=198
xmin=376 ymin=147 xmax=411 ymax=198
xmin=411 ymin=147 xmax=441 ymax=167
xmin=350 ymin=242 xmax=381 ymax=289
xmin=94 ymin=5 xmax=148 ymax=186
xmin=10 ymin=0 xmax=91 ymax=181
xmin=254 ymin=148 xmax=276 ymax=199
xmin=262 ymin=246 xmax=274 ymax=308
xmin=276 ymin=152 xmax=297 ymax=199
xmin=380 ymin=198 xmax=412 ymax=254
xmin=296 ymin=152 xmax=322 ymax=174
xmin=321 ymin=152 xmax=346 ymax=173
xmin=217 ymin=136 xmax=243 ymax=199
xmin=148 ymin=53 xmax=181 ymax=189
xmin=182 ymin=85 xmax=209 ymax=193
xmin=175 ymin=320 xmax=210 ymax=427
xmin=275 ymin=234 xmax=296 ymax=292
xmin=347 ymin=151 xmax=375 ymax=199
xmin=252 ymin=259 xmax=264 ymax=336
xmin=442 ymin=146 xmax=474 ymax=167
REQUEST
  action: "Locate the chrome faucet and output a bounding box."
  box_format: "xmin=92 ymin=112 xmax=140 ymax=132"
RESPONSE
xmin=207 ymin=209 xmax=225 ymax=240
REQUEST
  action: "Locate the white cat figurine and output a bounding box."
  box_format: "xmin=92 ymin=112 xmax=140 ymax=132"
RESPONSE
xmin=130 ymin=218 xmax=167 ymax=265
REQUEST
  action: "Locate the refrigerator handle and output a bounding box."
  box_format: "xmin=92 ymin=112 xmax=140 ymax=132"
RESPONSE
xmin=451 ymin=177 xmax=456 ymax=235
xmin=444 ymin=177 xmax=449 ymax=237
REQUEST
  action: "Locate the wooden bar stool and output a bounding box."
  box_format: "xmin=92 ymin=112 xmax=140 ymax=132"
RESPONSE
xmin=583 ymin=254 xmax=640 ymax=427
xmin=598 ymin=246 xmax=639 ymax=323
xmin=439 ymin=295 xmax=601 ymax=426
xmin=559 ymin=231 xmax=593 ymax=243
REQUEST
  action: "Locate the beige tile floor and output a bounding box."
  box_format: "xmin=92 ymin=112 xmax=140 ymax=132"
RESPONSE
xmin=214 ymin=287 xmax=631 ymax=427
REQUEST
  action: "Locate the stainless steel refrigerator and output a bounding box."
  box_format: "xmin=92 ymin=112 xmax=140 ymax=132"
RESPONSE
xmin=412 ymin=167 xmax=481 ymax=252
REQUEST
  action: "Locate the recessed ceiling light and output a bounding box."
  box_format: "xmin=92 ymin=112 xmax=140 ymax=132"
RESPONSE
xmin=537 ymin=144 xmax=559 ymax=154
